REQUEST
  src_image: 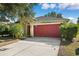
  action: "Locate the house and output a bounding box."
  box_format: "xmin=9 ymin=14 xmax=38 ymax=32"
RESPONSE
xmin=26 ymin=16 xmax=65 ymax=38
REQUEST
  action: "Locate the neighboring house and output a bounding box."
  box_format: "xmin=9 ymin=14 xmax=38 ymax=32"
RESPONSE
xmin=26 ymin=16 xmax=65 ymax=38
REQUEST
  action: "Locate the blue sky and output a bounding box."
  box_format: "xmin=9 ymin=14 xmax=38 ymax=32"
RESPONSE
xmin=33 ymin=3 xmax=79 ymax=23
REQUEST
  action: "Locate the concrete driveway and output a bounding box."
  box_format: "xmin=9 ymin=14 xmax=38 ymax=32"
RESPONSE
xmin=0 ymin=37 xmax=60 ymax=56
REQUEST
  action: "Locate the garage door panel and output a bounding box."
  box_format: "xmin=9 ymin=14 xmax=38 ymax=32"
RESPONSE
xmin=34 ymin=24 xmax=60 ymax=37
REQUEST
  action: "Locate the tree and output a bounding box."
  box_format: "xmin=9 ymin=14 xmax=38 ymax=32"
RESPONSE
xmin=44 ymin=12 xmax=57 ymax=17
xmin=57 ymin=14 xmax=62 ymax=18
xmin=0 ymin=3 xmax=37 ymax=22
xmin=0 ymin=3 xmax=37 ymax=36
xmin=44 ymin=12 xmax=51 ymax=17
xmin=44 ymin=12 xmax=62 ymax=18
xmin=50 ymin=12 xmax=57 ymax=17
xmin=77 ymin=17 xmax=79 ymax=24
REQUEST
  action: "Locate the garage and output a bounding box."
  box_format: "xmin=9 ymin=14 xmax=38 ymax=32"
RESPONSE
xmin=34 ymin=23 xmax=61 ymax=38
xmin=29 ymin=17 xmax=64 ymax=38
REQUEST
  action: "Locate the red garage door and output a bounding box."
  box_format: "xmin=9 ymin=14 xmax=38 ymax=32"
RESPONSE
xmin=34 ymin=24 xmax=60 ymax=38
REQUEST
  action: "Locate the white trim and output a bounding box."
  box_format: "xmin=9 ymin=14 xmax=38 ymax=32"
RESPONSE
xmin=31 ymin=22 xmax=62 ymax=26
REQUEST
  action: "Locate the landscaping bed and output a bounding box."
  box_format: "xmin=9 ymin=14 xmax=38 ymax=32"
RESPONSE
xmin=0 ymin=38 xmax=19 ymax=47
xmin=58 ymin=40 xmax=79 ymax=56
xmin=58 ymin=23 xmax=79 ymax=56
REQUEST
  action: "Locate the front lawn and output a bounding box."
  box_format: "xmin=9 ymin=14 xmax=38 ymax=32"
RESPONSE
xmin=58 ymin=40 xmax=79 ymax=56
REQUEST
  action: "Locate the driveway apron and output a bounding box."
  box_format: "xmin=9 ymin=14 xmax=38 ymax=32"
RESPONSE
xmin=0 ymin=37 xmax=60 ymax=56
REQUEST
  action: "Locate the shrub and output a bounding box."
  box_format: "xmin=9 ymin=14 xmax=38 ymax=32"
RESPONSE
xmin=76 ymin=24 xmax=79 ymax=41
xmin=10 ymin=23 xmax=24 ymax=39
xmin=60 ymin=23 xmax=78 ymax=41
xmin=2 ymin=24 xmax=10 ymax=34
xmin=0 ymin=24 xmax=10 ymax=35
xmin=0 ymin=24 xmax=5 ymax=35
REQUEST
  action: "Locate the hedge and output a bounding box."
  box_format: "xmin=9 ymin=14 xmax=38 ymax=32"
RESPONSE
xmin=60 ymin=23 xmax=78 ymax=41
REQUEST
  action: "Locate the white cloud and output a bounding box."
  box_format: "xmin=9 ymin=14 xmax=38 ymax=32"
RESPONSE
xmin=50 ymin=4 xmax=56 ymax=9
xmin=68 ymin=17 xmax=77 ymax=23
xmin=40 ymin=3 xmax=79 ymax=10
xmin=41 ymin=3 xmax=50 ymax=9
xmin=40 ymin=3 xmax=56 ymax=9
xmin=58 ymin=3 xmax=79 ymax=10
xmin=68 ymin=17 xmax=75 ymax=20
xmin=58 ymin=3 xmax=69 ymax=10
xmin=67 ymin=4 xmax=79 ymax=10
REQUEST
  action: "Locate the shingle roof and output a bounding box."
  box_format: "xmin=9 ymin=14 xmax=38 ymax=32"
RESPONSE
xmin=35 ymin=16 xmax=65 ymax=23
